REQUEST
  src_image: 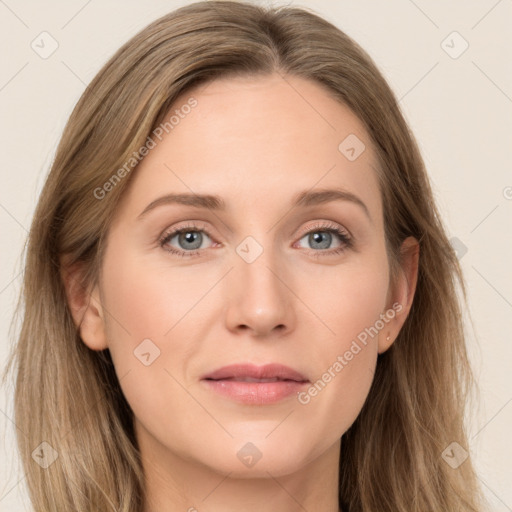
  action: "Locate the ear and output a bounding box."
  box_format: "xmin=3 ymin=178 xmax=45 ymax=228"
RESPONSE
xmin=60 ymin=255 xmax=108 ymax=351
xmin=378 ymin=236 xmax=420 ymax=354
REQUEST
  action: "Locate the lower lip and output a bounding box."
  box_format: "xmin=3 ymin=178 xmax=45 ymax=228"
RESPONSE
xmin=201 ymin=379 xmax=309 ymax=404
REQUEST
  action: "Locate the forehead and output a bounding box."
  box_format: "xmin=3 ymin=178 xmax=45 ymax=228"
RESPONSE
xmin=114 ymin=73 xmax=382 ymax=225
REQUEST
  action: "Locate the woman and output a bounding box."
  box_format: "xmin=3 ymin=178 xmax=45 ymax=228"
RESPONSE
xmin=3 ymin=1 xmax=488 ymax=510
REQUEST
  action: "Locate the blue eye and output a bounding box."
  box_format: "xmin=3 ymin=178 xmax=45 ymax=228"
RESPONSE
xmin=159 ymin=222 xmax=214 ymax=257
xmin=297 ymin=227 xmax=351 ymax=253
xmin=169 ymin=230 xmax=208 ymax=251
xmin=294 ymin=222 xmax=353 ymax=258
xmin=159 ymin=221 xmax=353 ymax=258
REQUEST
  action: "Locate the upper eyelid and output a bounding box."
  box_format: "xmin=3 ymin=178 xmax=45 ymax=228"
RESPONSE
xmin=297 ymin=221 xmax=350 ymax=237
xmin=160 ymin=220 xmax=351 ymax=246
xmin=159 ymin=221 xmax=212 ymax=242
xmin=161 ymin=219 xmax=348 ymax=234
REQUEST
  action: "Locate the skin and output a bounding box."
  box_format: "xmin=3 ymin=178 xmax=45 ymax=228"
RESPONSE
xmin=64 ymin=73 xmax=419 ymax=512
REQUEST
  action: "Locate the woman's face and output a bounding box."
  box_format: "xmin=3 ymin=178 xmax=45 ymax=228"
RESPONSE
xmin=82 ymin=73 xmax=416 ymax=479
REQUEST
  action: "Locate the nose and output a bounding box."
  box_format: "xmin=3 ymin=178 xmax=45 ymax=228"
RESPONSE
xmin=224 ymin=246 xmax=296 ymax=338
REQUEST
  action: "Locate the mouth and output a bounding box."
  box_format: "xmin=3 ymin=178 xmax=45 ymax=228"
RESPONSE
xmin=200 ymin=363 xmax=309 ymax=404
xmin=209 ymin=376 xmax=302 ymax=383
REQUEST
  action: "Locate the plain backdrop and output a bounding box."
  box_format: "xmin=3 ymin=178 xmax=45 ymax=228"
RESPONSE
xmin=1 ymin=0 xmax=511 ymax=510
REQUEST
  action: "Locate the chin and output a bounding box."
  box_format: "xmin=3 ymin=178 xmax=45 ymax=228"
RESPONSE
xmin=195 ymin=439 xmax=313 ymax=479
xmin=209 ymin=456 xmax=306 ymax=479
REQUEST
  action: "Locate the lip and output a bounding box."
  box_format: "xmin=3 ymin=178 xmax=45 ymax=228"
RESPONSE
xmin=200 ymin=363 xmax=309 ymax=405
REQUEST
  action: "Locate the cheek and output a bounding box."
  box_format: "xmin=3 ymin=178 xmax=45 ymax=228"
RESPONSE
xmin=101 ymin=250 xmax=211 ymax=345
xmin=294 ymin=258 xmax=389 ymax=433
xmin=98 ymin=252 xmax=201 ymax=400
xmin=99 ymin=254 xmax=207 ymax=451
xmin=303 ymin=255 xmax=390 ymax=348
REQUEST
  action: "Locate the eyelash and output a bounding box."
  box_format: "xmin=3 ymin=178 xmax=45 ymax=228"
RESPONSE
xmin=158 ymin=220 xmax=353 ymax=259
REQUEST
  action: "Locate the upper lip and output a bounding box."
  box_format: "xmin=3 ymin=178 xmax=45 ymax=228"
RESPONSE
xmin=201 ymin=363 xmax=309 ymax=382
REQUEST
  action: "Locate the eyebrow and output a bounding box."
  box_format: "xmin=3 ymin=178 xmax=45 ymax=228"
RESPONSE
xmin=137 ymin=187 xmax=371 ymax=222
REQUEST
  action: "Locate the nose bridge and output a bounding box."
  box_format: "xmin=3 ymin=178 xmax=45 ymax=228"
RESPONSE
xmin=224 ymin=232 xmax=295 ymax=336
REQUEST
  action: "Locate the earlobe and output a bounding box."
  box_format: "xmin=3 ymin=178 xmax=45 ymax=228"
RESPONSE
xmin=378 ymin=333 xmax=393 ymax=354
xmin=378 ymin=237 xmax=420 ymax=354
xmin=60 ymin=257 xmax=108 ymax=351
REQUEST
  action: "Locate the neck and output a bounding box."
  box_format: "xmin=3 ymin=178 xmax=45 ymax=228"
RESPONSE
xmin=138 ymin=425 xmax=342 ymax=512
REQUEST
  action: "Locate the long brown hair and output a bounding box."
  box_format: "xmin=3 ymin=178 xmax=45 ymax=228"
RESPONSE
xmin=3 ymin=1 xmax=488 ymax=510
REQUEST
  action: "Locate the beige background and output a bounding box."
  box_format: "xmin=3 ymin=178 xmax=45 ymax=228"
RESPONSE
xmin=1 ymin=0 xmax=511 ymax=510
